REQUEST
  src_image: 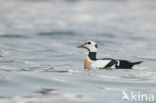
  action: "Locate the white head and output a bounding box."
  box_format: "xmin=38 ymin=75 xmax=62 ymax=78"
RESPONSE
xmin=78 ymin=41 xmax=98 ymax=52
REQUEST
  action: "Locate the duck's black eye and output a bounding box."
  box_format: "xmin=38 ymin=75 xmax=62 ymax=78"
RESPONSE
xmin=87 ymin=42 xmax=91 ymax=44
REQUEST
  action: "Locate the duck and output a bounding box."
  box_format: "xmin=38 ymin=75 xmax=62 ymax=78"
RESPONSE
xmin=78 ymin=41 xmax=143 ymax=69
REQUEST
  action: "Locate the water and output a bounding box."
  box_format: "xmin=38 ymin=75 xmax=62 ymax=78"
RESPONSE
xmin=0 ymin=0 xmax=156 ymax=103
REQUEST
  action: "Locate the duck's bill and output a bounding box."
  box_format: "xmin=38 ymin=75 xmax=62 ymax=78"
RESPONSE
xmin=77 ymin=44 xmax=85 ymax=48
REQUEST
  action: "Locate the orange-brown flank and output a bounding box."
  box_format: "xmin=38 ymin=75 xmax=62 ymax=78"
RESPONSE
xmin=84 ymin=58 xmax=92 ymax=69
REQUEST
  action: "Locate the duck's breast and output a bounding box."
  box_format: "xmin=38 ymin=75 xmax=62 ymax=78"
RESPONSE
xmin=84 ymin=58 xmax=92 ymax=70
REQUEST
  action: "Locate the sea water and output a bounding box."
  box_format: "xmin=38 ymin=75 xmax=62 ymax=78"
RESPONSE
xmin=0 ymin=0 xmax=156 ymax=103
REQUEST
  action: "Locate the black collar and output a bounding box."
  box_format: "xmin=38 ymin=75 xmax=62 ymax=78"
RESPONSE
xmin=88 ymin=52 xmax=97 ymax=60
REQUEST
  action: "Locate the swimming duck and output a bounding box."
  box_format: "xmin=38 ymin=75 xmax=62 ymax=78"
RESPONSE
xmin=78 ymin=41 xmax=142 ymax=69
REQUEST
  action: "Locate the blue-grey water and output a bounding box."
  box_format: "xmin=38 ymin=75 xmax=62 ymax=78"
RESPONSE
xmin=0 ymin=0 xmax=156 ymax=103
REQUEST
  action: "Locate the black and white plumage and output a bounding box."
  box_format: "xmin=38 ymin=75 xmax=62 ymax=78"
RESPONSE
xmin=78 ymin=41 xmax=143 ymax=69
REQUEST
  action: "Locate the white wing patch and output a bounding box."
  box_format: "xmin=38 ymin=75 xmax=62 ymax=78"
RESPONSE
xmin=91 ymin=60 xmax=111 ymax=69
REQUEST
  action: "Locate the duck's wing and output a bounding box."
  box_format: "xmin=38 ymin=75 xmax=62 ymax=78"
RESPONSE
xmin=104 ymin=59 xmax=119 ymax=68
xmin=93 ymin=58 xmax=143 ymax=69
xmin=93 ymin=58 xmax=119 ymax=69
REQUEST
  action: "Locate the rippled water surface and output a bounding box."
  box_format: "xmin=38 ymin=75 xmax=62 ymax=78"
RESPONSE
xmin=0 ymin=0 xmax=156 ymax=103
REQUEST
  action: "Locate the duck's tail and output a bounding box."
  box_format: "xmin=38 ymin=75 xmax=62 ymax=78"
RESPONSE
xmin=132 ymin=61 xmax=143 ymax=65
xmin=118 ymin=60 xmax=143 ymax=69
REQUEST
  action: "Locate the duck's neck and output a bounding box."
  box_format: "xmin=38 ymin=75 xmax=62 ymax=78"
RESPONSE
xmin=88 ymin=52 xmax=97 ymax=60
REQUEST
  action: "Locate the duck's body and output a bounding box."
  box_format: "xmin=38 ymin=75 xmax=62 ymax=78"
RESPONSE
xmin=78 ymin=41 xmax=142 ymax=69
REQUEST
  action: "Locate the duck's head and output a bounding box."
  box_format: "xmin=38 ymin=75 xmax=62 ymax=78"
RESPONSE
xmin=78 ymin=41 xmax=98 ymax=52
